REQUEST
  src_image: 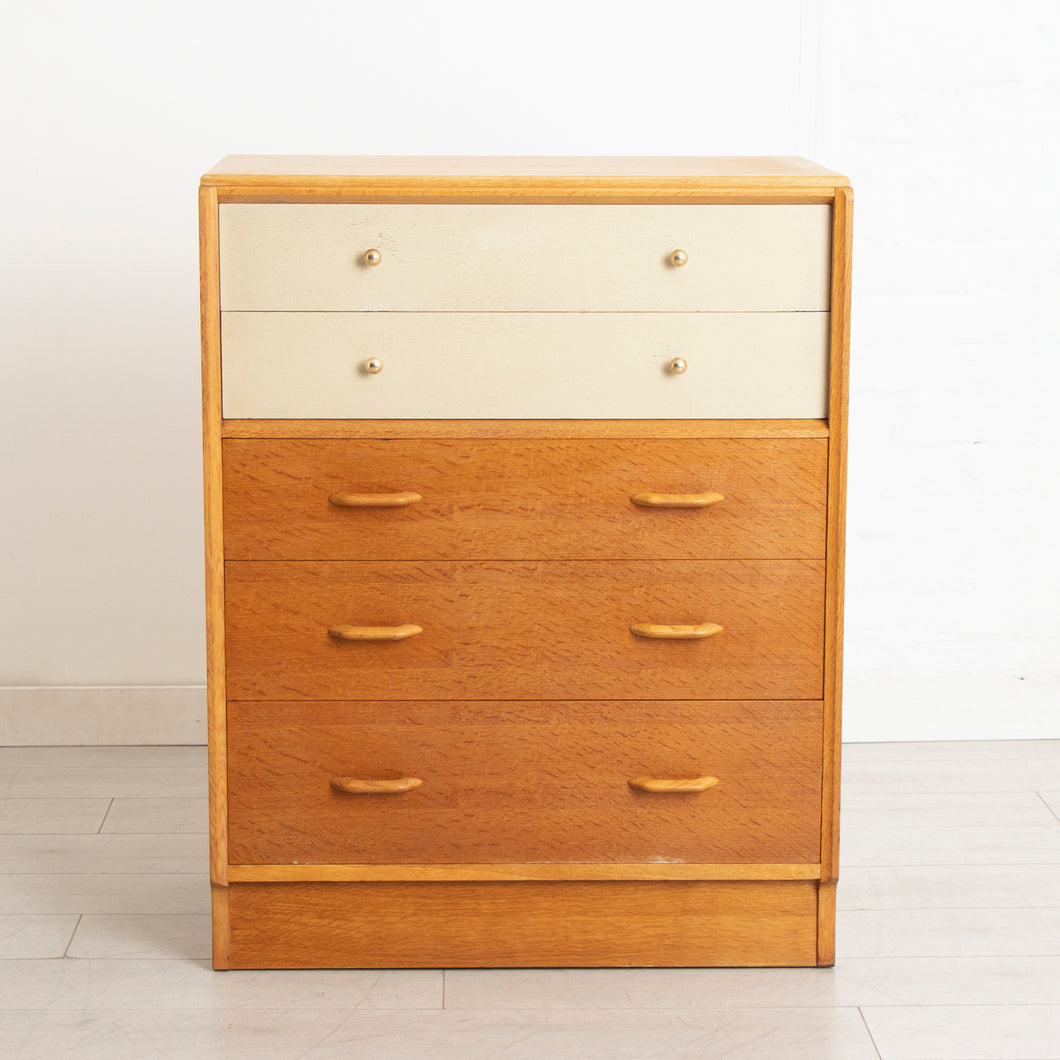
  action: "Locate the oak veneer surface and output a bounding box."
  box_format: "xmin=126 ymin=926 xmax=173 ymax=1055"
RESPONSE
xmin=224 ymin=880 xmax=820 ymax=969
xmin=226 ymin=700 xmax=823 ymax=865
xmin=223 ymin=559 xmax=825 ymax=701
xmin=204 ymin=155 xmax=848 ymax=182
xmin=221 ymin=437 xmax=827 ymax=561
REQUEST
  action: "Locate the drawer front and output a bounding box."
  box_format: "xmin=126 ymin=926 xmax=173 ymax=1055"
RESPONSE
xmin=220 ymin=311 xmax=829 ymax=419
xmin=222 ymin=437 xmax=827 ymax=561
xmin=219 ymin=203 xmax=832 ymax=312
xmin=227 ymin=700 xmax=824 ymax=865
xmin=223 ymin=559 xmax=824 ymax=701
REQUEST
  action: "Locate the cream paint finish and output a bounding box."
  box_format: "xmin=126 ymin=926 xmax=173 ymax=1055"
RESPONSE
xmin=218 ymin=204 xmax=832 ymax=312
xmin=220 ymin=311 xmax=829 ymax=419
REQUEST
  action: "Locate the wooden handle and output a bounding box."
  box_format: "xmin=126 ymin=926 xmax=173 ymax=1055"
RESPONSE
xmin=328 ymin=491 xmax=422 ymax=508
xmin=630 ymin=492 xmax=724 ymax=508
xmin=629 ymin=622 xmax=723 ymax=640
xmin=330 ymin=776 xmax=422 ymax=795
xmin=629 ymin=776 xmax=719 ymax=794
xmin=328 ymin=624 xmax=423 ymax=642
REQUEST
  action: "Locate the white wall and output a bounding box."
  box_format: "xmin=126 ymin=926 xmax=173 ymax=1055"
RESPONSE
xmin=1 ymin=0 xmax=1057 ymax=741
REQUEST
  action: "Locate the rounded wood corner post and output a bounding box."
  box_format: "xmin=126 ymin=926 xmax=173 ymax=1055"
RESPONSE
xmin=200 ymin=183 xmax=229 ymax=894
xmin=821 ymin=184 xmax=852 ymax=892
xmin=817 ymin=879 xmax=837 ymax=966
xmin=211 ymin=883 xmax=232 ymax=969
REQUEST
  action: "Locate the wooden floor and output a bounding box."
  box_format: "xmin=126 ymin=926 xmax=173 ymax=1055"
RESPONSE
xmin=1 ymin=740 xmax=1058 ymax=1058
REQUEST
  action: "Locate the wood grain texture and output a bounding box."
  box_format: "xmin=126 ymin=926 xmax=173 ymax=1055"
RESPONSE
xmin=226 ymin=700 xmax=823 ymax=865
xmin=224 ymin=879 xmax=821 ymax=968
xmin=211 ymin=883 xmax=230 ymax=969
xmin=220 ymin=311 xmax=830 ymax=420
xmin=327 ymin=490 xmax=421 ymax=508
xmin=219 ymin=204 xmax=831 ymax=313
xmin=221 ymin=437 xmax=827 ymax=561
xmin=629 ymin=622 xmax=724 ymax=640
xmin=199 ymin=185 xmax=228 ymax=887
xmin=327 ymin=623 xmax=422 ymax=642
xmin=223 ymin=559 xmax=825 ymax=701
xmin=226 ymin=862 xmax=824 ymax=883
xmin=818 ymin=878 xmax=837 ymax=966
xmin=219 ymin=418 xmax=831 ymax=440
xmin=203 ymin=155 xmax=849 ymax=182
xmin=821 ymin=187 xmax=853 ymax=886
xmin=329 ymin=775 xmax=422 ymax=795
xmin=630 ymin=492 xmax=725 ymax=508
xmin=627 ymin=775 xmax=719 ymax=793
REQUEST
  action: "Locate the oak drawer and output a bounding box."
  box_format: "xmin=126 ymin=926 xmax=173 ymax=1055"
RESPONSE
xmin=220 ymin=311 xmax=829 ymax=419
xmin=226 ymin=700 xmax=824 ymax=865
xmin=221 ymin=437 xmax=828 ymax=561
xmin=218 ymin=203 xmax=831 ymax=312
xmin=223 ymin=559 xmax=825 ymax=701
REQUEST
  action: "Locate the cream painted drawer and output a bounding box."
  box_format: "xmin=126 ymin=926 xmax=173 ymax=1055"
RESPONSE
xmin=221 ymin=311 xmax=829 ymax=419
xmin=218 ymin=203 xmax=832 ymax=312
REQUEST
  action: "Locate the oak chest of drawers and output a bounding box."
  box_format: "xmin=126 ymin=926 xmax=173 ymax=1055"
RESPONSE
xmin=199 ymin=156 xmax=851 ymax=969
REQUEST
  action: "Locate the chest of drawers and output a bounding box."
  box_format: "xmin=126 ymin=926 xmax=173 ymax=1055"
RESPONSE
xmin=199 ymin=156 xmax=851 ymax=969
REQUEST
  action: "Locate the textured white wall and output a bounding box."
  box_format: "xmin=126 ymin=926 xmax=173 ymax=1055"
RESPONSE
xmin=1 ymin=0 xmax=1056 ymax=739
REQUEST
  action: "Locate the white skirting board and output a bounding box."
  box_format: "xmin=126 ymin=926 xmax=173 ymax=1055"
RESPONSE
xmin=0 ymin=687 xmax=206 ymax=746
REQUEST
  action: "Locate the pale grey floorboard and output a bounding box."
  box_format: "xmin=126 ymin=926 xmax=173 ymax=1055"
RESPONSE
xmin=0 ymin=747 xmax=206 ymax=769
xmin=0 ymin=834 xmax=207 ymax=874
xmin=100 ymin=798 xmax=208 ymax=834
xmin=0 ymin=916 xmax=81 ymax=959
xmin=0 ymin=798 xmax=111 ymax=834
xmin=861 ymin=1004 xmax=1060 ymax=1060
xmin=841 ymin=790 xmax=1059 ymax=829
xmin=443 ymin=957 xmax=1060 ymax=1009
xmin=303 ymin=1007 xmax=880 ymax=1060
xmin=0 ymin=767 xmax=205 ymax=799
xmin=839 ymin=907 xmax=1060 ymax=958
xmin=67 ymin=914 xmax=212 ymax=960
xmin=843 ymin=757 xmax=1060 ymax=794
xmin=0 ymin=959 xmax=442 ymax=1011
xmin=0 ymin=1009 xmax=358 ymax=1060
xmin=841 ymin=824 xmax=1060 ymax=866
xmin=839 ymin=864 xmax=1060 ymax=910
xmin=0 ymin=874 xmax=210 ymax=915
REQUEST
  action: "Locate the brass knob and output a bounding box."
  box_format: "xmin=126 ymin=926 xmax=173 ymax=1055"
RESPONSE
xmin=365 ymin=358 xmax=383 ymax=375
xmin=669 ymin=249 xmax=688 ymax=267
xmin=364 ymin=249 xmax=382 ymax=267
xmin=669 ymin=357 xmax=687 ymax=375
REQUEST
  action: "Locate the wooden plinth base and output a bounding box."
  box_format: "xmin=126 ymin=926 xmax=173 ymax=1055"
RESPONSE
xmin=216 ymin=879 xmax=825 ymax=969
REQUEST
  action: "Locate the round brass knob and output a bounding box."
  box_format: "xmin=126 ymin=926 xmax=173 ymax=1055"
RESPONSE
xmin=364 ymin=249 xmax=382 ymax=267
xmin=669 ymin=249 xmax=688 ymax=267
xmin=669 ymin=357 xmax=687 ymax=375
xmin=365 ymin=358 xmax=383 ymax=375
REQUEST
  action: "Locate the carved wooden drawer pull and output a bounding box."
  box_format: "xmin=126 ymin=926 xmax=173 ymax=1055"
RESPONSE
xmin=630 ymin=622 xmax=723 ymax=640
xmin=628 ymin=775 xmax=719 ymax=794
xmin=328 ymin=491 xmax=422 ymax=508
xmin=630 ymin=492 xmax=724 ymax=508
xmin=330 ymin=776 xmax=422 ymax=795
xmin=328 ymin=624 xmax=423 ymax=642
